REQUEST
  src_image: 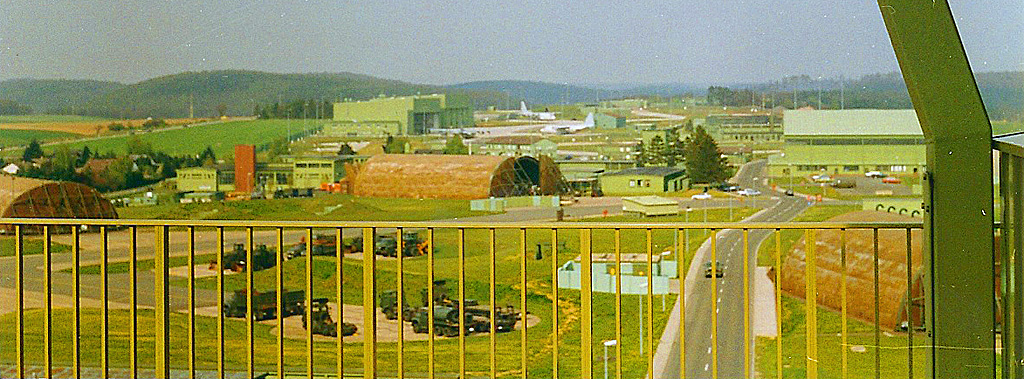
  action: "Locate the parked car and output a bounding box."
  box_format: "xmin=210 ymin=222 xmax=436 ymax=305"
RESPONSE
xmin=704 ymin=261 xmax=724 ymax=278
xmin=865 ymin=171 xmax=887 ymax=178
xmin=882 ymin=177 xmax=902 ymax=184
xmin=691 ymin=192 xmax=713 ymax=200
xmin=811 ymin=174 xmax=832 ymax=183
xmin=784 ymin=189 xmax=795 ymax=196
xmin=737 ymin=188 xmax=761 ymax=196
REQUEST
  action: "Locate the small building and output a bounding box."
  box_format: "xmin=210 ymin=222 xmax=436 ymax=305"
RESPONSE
xmin=641 ymin=129 xmax=673 ymax=145
xmin=327 ymin=93 xmax=473 ymax=137
xmin=292 ymin=156 xmax=348 ymax=189
xmin=622 ymin=195 xmax=679 ymax=216
xmin=594 ymin=113 xmax=628 ymax=129
xmin=472 ymin=136 xmax=557 ymax=157
xmin=600 ymin=167 xmax=688 ymax=195
xmin=558 ymin=253 xmax=676 ymax=294
xmin=176 ymin=166 xmax=224 ymax=192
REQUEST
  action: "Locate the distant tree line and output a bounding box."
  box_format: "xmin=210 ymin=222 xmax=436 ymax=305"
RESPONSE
xmin=253 ymin=100 xmax=334 ymax=120
xmin=13 ymin=136 xmax=216 ymax=192
xmin=0 ymin=99 xmax=32 ymax=115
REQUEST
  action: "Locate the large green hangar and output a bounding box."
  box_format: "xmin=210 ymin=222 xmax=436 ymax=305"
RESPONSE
xmin=0 ymin=176 xmax=118 ymax=232
xmin=327 ymin=94 xmax=473 ymax=137
xmin=352 ymin=154 xmax=566 ymax=199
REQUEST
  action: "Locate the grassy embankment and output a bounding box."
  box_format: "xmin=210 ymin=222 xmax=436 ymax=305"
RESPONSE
xmin=35 ymin=207 xmax=754 ymax=377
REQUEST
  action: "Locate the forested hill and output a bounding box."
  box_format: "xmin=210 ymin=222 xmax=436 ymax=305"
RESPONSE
xmin=0 ymin=70 xmax=498 ymax=119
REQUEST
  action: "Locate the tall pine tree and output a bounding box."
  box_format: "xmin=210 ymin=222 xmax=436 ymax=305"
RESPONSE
xmin=683 ymin=126 xmax=731 ymax=183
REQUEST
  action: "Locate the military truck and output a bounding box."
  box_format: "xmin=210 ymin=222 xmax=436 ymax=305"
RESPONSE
xmin=301 ymin=298 xmax=357 ymax=337
xmin=348 ymin=232 xmax=429 ymax=257
xmin=223 ymin=289 xmax=304 ymax=320
xmin=287 ymin=234 xmax=343 ymax=260
xmin=213 ymin=243 xmax=277 ymax=272
xmin=402 ymin=280 xmax=522 ymax=335
xmin=409 ymin=305 xmax=489 ymax=337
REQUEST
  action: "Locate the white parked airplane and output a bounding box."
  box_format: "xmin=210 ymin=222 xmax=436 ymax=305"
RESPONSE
xmin=540 ymin=113 xmax=595 ymax=134
xmin=520 ymin=101 xmax=557 ymax=121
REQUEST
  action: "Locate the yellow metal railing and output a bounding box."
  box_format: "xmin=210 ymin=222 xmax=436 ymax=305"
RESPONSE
xmin=0 ymin=218 xmax=923 ymax=379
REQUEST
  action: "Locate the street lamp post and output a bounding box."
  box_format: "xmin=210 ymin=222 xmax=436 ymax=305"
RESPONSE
xmin=685 ymin=207 xmax=692 ymax=259
xmin=603 ymin=339 xmax=617 ymax=379
xmin=660 ymin=251 xmax=671 ymax=311
xmin=639 ymin=282 xmax=647 ymax=348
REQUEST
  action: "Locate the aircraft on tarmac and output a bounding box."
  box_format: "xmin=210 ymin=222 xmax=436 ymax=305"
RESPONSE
xmin=519 ymin=101 xmax=557 ymax=121
xmin=540 ymin=113 xmax=595 ymax=134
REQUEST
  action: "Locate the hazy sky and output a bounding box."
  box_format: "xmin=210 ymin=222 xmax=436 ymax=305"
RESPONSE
xmin=1 ymin=1 xmax=1021 ymax=85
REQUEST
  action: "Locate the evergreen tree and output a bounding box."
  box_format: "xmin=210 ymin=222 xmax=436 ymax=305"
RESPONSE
xmin=443 ymin=135 xmax=469 ymax=155
xmin=634 ymin=140 xmax=646 ymax=167
xmin=22 ymin=140 xmax=43 ymax=161
xmin=648 ymin=135 xmax=665 ymax=165
xmin=683 ymin=126 xmax=731 ymax=183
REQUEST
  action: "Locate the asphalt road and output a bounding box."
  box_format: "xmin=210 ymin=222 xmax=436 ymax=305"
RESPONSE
xmin=659 ymin=160 xmax=810 ymax=378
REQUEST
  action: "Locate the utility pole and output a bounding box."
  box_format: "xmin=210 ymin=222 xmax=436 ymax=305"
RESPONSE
xmin=189 ymin=94 xmax=194 ymax=119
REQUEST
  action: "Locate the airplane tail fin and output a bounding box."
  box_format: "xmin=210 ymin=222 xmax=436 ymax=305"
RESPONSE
xmin=583 ymin=113 xmax=595 ymax=127
xmin=520 ymin=101 xmax=529 ymax=113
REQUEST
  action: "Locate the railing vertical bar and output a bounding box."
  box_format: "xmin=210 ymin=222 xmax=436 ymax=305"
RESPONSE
xmin=278 ymin=227 xmax=285 ymax=379
xmin=873 ymin=228 xmax=880 ymax=379
xmin=520 ymin=227 xmax=528 ymax=379
xmin=743 ymin=228 xmax=750 ymax=379
xmin=43 ymin=225 xmax=51 ymax=379
xmin=14 ymin=225 xmax=23 ymax=379
xmin=646 ymin=228 xmax=654 ymax=378
xmin=906 ymin=228 xmax=914 ymax=378
xmin=217 ymin=227 xmax=226 ymax=379
xmin=489 ymin=227 xmax=497 ymax=379
xmin=841 ymin=229 xmax=848 ymax=379
xmin=581 ymin=228 xmax=594 ymax=379
xmin=336 ymin=227 xmax=345 ymax=378
xmin=101 ymin=225 xmax=109 ymax=378
xmin=397 ymin=227 xmax=405 ymax=379
xmin=552 ymin=228 xmax=560 ymax=379
xmin=678 ymin=228 xmax=686 ymax=379
xmin=775 ymin=229 xmax=782 ymax=379
xmin=711 ymin=228 xmax=718 ymax=379
xmin=615 ymin=228 xmax=623 ymax=379
xmin=427 ymin=228 xmax=435 ymax=379
xmin=246 ymin=227 xmax=255 ymax=379
xmin=362 ymin=227 xmax=377 ymax=379
xmin=155 ymin=225 xmax=170 ymax=379
xmin=458 ymin=228 xmax=467 ymax=379
xmin=805 ymin=229 xmax=817 ymax=379
xmin=130 ymin=226 xmax=137 ymax=379
xmin=307 ymin=227 xmax=315 ymax=379
xmin=188 ymin=226 xmax=196 ymax=378
xmin=72 ymin=226 xmax=81 ymax=379
xmin=1012 ymin=154 xmax=1024 ymax=379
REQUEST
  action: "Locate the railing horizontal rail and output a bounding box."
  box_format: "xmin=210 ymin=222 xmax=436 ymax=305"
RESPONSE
xmin=0 ymin=217 xmax=922 ymax=230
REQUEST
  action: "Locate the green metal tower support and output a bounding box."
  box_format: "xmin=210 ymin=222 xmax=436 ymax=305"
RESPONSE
xmin=878 ymin=1 xmax=996 ymax=378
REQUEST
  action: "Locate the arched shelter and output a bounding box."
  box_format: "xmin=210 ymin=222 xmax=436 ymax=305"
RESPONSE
xmin=353 ymin=154 xmax=563 ymax=199
xmin=0 ymin=175 xmax=118 ymax=232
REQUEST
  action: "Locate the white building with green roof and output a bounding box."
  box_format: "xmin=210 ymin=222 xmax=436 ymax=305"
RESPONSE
xmin=769 ymin=109 xmax=926 ymax=177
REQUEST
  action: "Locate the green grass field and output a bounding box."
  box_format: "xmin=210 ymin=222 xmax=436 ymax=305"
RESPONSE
xmin=993 ymin=120 xmax=1024 ymax=135
xmin=116 ymin=194 xmax=489 ymax=221
xmin=0 ymin=115 xmax=109 ymax=123
xmin=0 ymin=236 xmax=71 ymax=257
xmin=49 ymin=119 xmax=321 ymax=158
xmin=0 ymin=129 xmax=79 ymax=147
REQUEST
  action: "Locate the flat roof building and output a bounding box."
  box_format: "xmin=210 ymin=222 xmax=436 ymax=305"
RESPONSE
xmin=599 ymin=166 xmax=688 ymax=195
xmin=706 ymin=113 xmax=782 ymax=142
xmin=471 ymin=136 xmax=557 ymax=157
xmin=327 ymin=93 xmax=473 ymax=137
xmin=769 ymin=109 xmax=925 ymax=177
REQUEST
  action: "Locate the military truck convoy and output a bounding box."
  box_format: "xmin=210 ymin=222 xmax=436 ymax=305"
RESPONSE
xmin=222 ymin=289 xmax=356 ymax=337
xmin=286 ymin=231 xmax=429 ymax=259
xmin=379 ymin=280 xmax=522 ymax=337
